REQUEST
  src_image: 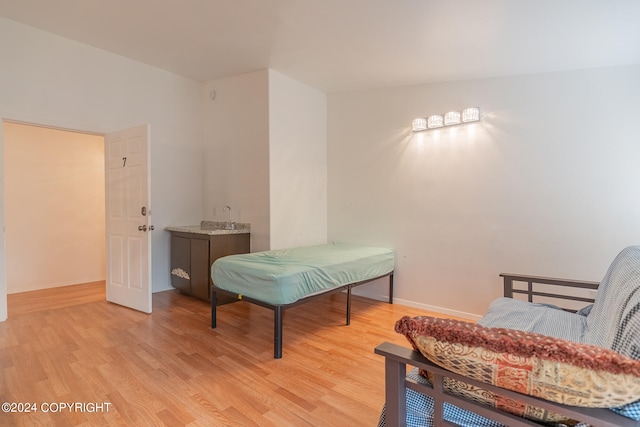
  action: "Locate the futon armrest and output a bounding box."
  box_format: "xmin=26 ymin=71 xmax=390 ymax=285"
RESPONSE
xmin=500 ymin=273 xmax=599 ymax=309
xmin=375 ymin=342 xmax=640 ymax=427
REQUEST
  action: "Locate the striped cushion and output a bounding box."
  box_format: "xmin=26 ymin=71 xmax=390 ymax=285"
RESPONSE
xmin=478 ymin=298 xmax=587 ymax=343
xmin=379 ymin=247 xmax=640 ymax=426
xmin=585 ymin=246 xmax=640 ymax=352
xmin=478 ymin=246 xmax=640 ymax=421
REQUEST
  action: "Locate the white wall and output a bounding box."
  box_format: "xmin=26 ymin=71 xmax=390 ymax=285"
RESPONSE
xmin=328 ymin=64 xmax=640 ymax=319
xmin=3 ymin=16 xmax=636 ymax=325
xmin=0 ymin=123 xmax=5 ymax=320
xmin=202 ymin=71 xmax=271 ymax=252
xmin=268 ymin=70 xmax=327 ymax=249
xmin=4 ymin=122 xmax=105 ymax=293
xmin=202 ymin=69 xmax=328 ymax=252
xmin=0 ymin=17 xmax=205 ymax=319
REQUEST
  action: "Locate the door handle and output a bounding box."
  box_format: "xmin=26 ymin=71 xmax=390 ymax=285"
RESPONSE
xmin=138 ymin=225 xmax=147 ymax=232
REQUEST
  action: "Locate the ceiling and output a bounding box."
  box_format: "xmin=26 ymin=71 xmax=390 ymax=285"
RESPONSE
xmin=1 ymin=0 xmax=639 ymax=93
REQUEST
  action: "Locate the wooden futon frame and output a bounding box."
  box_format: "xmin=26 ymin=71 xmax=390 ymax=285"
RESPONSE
xmin=375 ymin=274 xmax=640 ymax=427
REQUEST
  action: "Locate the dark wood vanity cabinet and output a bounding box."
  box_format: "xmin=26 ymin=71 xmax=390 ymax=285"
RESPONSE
xmin=170 ymin=232 xmax=250 ymax=303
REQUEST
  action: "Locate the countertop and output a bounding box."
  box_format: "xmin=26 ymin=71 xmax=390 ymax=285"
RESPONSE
xmin=165 ymin=221 xmax=250 ymax=235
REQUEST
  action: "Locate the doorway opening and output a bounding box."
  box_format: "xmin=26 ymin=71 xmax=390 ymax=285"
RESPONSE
xmin=3 ymin=121 xmax=105 ymax=312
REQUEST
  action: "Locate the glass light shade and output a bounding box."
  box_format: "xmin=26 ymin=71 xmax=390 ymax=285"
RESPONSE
xmin=427 ymin=115 xmax=444 ymax=128
xmin=462 ymin=107 xmax=480 ymax=122
xmin=444 ymin=111 xmax=461 ymax=125
xmin=412 ymin=117 xmax=427 ymax=132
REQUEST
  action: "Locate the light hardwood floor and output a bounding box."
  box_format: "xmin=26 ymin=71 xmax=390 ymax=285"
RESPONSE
xmin=1 ymin=282 xmax=454 ymax=426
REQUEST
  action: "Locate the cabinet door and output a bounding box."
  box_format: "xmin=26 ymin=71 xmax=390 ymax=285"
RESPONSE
xmin=170 ymin=235 xmax=191 ymax=293
xmin=190 ymin=238 xmax=210 ymax=301
xmin=209 ymin=234 xmax=250 ymax=264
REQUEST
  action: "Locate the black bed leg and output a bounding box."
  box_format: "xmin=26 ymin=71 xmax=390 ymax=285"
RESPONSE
xmin=211 ymin=290 xmax=218 ymax=329
xmin=388 ymin=273 xmax=394 ymax=304
xmin=346 ymin=287 xmax=352 ymax=325
xmin=274 ymin=306 xmax=283 ymax=359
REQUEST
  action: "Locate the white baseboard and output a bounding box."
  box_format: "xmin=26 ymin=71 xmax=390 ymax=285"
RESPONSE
xmin=153 ymin=283 xmax=175 ymax=293
xmin=352 ymin=289 xmax=482 ymax=321
xmin=7 ymin=277 xmax=106 ymax=294
xmin=391 ymin=296 xmax=482 ymax=321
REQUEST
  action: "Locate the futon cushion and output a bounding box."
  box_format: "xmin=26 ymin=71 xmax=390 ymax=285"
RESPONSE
xmin=396 ymin=315 xmax=640 ymax=409
xmin=478 ymin=297 xmax=588 ymax=343
xmin=584 ymin=245 xmax=640 ymax=352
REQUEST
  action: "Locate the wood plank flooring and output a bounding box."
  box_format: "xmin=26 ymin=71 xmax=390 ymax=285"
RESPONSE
xmin=7 ymin=281 xmax=106 ymax=316
xmin=0 ymin=282 xmax=455 ymax=426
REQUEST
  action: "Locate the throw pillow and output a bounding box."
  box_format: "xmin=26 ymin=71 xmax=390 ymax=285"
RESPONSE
xmin=396 ymin=315 xmax=640 ymax=409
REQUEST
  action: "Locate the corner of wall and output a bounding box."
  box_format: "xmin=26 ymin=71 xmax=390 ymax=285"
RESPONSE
xmin=0 ymin=120 xmax=7 ymax=321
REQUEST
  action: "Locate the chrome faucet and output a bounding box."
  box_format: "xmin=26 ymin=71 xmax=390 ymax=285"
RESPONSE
xmin=223 ymin=205 xmax=235 ymax=229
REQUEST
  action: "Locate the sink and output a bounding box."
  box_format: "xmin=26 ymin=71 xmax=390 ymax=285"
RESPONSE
xmin=200 ymin=220 xmax=249 ymax=232
xmin=165 ymin=221 xmax=250 ymax=236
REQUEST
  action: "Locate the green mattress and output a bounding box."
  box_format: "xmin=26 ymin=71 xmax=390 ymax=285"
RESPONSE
xmin=210 ymin=243 xmax=395 ymax=305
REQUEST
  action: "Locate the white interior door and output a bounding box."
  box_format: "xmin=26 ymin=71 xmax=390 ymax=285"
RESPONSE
xmin=105 ymin=125 xmax=152 ymax=313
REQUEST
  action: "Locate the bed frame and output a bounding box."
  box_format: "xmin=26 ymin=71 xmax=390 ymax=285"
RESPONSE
xmin=375 ymin=274 xmax=640 ymax=427
xmin=212 ymin=272 xmax=394 ymax=358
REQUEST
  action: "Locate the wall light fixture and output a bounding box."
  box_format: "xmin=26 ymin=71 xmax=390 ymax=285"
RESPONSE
xmin=427 ymin=115 xmax=443 ymax=129
xmin=462 ymin=107 xmax=480 ymax=123
xmin=411 ymin=117 xmax=427 ymax=132
xmin=412 ymin=107 xmax=480 ymax=132
xmin=444 ymin=111 xmax=461 ymax=125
